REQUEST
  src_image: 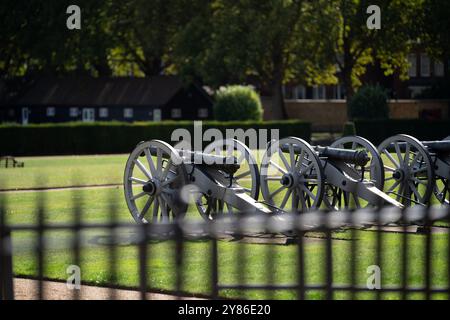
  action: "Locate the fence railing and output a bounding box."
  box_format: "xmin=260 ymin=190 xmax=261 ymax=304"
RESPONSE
xmin=1 ymin=203 xmax=450 ymax=300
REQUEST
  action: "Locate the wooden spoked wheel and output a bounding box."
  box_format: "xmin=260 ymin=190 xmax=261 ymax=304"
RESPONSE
xmin=194 ymin=139 xmax=260 ymax=220
xmin=378 ymin=134 xmax=435 ymax=206
xmin=260 ymin=137 xmax=324 ymax=213
xmin=124 ymin=140 xmax=188 ymax=223
xmin=325 ymin=136 xmax=385 ymax=210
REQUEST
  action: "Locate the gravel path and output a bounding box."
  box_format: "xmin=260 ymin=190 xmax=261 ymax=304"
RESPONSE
xmin=13 ymin=278 xmax=202 ymax=300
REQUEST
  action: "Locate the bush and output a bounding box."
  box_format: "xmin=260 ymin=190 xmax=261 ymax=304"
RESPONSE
xmin=342 ymin=122 xmax=356 ymax=136
xmin=353 ymin=119 xmax=450 ymax=145
xmin=0 ymin=120 xmax=311 ymax=156
xmin=348 ymin=85 xmax=389 ymax=120
xmin=214 ymin=85 xmax=263 ymax=121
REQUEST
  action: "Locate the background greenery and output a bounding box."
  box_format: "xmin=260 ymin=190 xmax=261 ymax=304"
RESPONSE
xmin=352 ymin=119 xmax=450 ymax=145
xmin=0 ymin=120 xmax=311 ymax=156
xmin=214 ymin=85 xmax=263 ymax=121
xmin=1 ymin=0 xmax=448 ymax=119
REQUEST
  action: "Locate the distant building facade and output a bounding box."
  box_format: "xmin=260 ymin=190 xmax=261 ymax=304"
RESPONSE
xmin=281 ymin=52 xmax=448 ymax=101
xmin=0 ymin=76 xmax=213 ymax=124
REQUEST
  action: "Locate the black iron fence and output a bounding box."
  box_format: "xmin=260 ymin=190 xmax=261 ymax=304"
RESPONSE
xmin=1 ymin=201 xmax=450 ymax=300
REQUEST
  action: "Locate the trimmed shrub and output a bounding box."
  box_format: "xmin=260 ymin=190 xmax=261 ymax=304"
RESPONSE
xmin=214 ymin=85 xmax=263 ymax=121
xmin=348 ymin=85 xmax=389 ymax=120
xmin=342 ymin=122 xmax=356 ymax=136
xmin=353 ymin=119 xmax=450 ymax=145
xmin=0 ymin=120 xmax=311 ymax=156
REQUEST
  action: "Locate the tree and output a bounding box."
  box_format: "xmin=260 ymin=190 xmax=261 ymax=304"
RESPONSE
xmin=421 ymin=0 xmax=450 ymax=80
xmin=174 ymin=0 xmax=339 ymax=120
xmin=334 ymin=0 xmax=422 ymax=107
xmin=107 ymin=0 xmax=203 ymax=77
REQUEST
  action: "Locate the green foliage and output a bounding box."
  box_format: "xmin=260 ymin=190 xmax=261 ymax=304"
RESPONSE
xmin=353 ymin=119 xmax=450 ymax=145
xmin=0 ymin=120 xmax=310 ymax=156
xmin=213 ymin=86 xmax=263 ymax=121
xmin=342 ymin=122 xmax=356 ymax=136
xmin=348 ymin=85 xmax=389 ymax=120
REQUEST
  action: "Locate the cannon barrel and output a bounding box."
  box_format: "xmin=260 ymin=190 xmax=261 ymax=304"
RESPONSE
xmin=148 ymin=146 xmax=240 ymax=174
xmin=422 ymin=141 xmax=450 ymax=154
xmin=388 ymin=141 xmax=450 ymax=154
xmin=280 ymin=144 xmax=370 ymax=166
xmin=315 ymin=146 xmax=370 ymax=167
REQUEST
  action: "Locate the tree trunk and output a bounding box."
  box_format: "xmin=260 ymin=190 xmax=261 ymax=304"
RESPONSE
xmin=270 ymin=52 xmax=287 ymax=120
xmin=270 ymin=77 xmax=286 ymax=120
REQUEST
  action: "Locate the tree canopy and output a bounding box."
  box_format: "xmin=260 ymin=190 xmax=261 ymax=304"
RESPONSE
xmin=1 ymin=0 xmax=448 ymax=118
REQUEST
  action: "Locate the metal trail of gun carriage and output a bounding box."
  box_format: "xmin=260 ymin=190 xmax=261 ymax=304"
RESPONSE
xmin=123 ymin=134 xmax=450 ymax=233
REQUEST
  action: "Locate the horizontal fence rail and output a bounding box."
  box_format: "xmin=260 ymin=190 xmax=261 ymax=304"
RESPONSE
xmin=1 ymin=205 xmax=450 ymax=300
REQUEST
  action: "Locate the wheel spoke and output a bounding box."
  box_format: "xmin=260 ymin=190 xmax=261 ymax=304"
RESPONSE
xmin=388 ymin=179 xmax=401 ymax=193
xmin=235 ymin=170 xmax=251 ymax=180
xmin=152 ymin=197 xmax=160 ymax=223
xmin=383 ymin=150 xmax=400 ymax=168
xmin=138 ymin=196 xmax=154 ymax=219
xmin=280 ymin=189 xmax=292 ymax=209
xmin=264 ymin=176 xmax=283 ymax=181
xmin=144 ymin=148 xmax=156 ymax=176
xmin=278 ymin=149 xmax=291 ymax=170
xmin=269 ymin=185 xmax=286 ymax=199
xmin=269 ymin=160 xmax=287 ymax=175
xmin=130 ymin=177 xmax=147 ymax=184
xmin=295 ymin=149 xmax=305 ymax=170
xmin=131 ymin=191 xmax=147 ymax=201
xmin=289 ymin=144 xmax=296 ymax=169
xmin=134 ymin=159 xmax=152 ymax=180
xmin=394 ymin=143 xmax=403 ymax=166
xmin=300 ymin=184 xmax=316 ymax=200
xmin=161 ymin=159 xmax=172 ymax=180
xmin=408 ymin=181 xmax=423 ymax=202
xmin=156 ymin=148 xmax=163 ymax=176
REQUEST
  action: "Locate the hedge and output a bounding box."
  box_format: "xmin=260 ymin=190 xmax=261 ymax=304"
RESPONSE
xmin=0 ymin=120 xmax=311 ymax=156
xmin=353 ymin=119 xmax=450 ymax=145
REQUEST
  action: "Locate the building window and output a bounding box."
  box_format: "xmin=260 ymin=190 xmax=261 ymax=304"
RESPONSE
xmin=434 ymin=60 xmax=444 ymax=77
xmin=46 ymin=107 xmax=55 ymax=117
xmin=295 ymin=86 xmax=306 ymax=99
xmin=171 ymin=108 xmax=182 ymax=118
xmin=69 ymin=108 xmax=78 ymax=117
xmin=153 ymin=109 xmax=161 ymax=121
xmin=333 ymin=85 xmax=343 ymax=99
xmin=420 ymin=54 xmax=430 ymax=77
xmin=408 ymin=54 xmax=417 ymax=77
xmin=99 ymin=108 xmax=109 ymax=118
xmin=283 ymin=86 xmax=295 ymax=99
xmin=313 ymin=85 xmax=326 ymax=99
xmin=124 ymin=108 xmax=133 ymax=119
xmin=198 ymin=108 xmax=208 ymax=118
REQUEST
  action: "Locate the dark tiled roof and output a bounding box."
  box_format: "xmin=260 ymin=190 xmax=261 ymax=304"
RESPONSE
xmin=16 ymin=76 xmax=184 ymax=107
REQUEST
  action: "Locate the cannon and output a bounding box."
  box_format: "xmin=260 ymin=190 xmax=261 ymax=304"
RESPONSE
xmin=378 ymin=134 xmax=450 ymax=206
xmin=123 ymin=139 xmax=271 ymax=223
xmin=259 ymin=136 xmax=403 ymax=212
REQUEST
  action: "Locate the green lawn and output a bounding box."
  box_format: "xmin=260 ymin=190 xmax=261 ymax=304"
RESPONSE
xmin=2 ymin=187 xmax=449 ymax=299
xmin=1 ymin=153 xmax=449 ymax=299
xmin=0 ymin=154 xmax=127 ymax=190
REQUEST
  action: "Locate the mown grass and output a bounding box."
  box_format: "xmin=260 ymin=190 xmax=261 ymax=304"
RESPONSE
xmin=2 ymin=187 xmax=449 ymax=300
xmin=0 ymin=154 xmax=127 ymax=190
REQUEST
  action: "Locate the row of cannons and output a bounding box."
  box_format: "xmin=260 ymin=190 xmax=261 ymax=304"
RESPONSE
xmin=123 ymin=134 xmax=450 ymax=224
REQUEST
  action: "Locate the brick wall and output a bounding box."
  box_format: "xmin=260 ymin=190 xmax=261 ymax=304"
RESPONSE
xmin=262 ymin=98 xmax=450 ymax=132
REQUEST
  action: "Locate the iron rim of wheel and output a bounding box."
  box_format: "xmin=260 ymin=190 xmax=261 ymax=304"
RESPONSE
xmin=124 ymin=140 xmax=188 ymax=224
xmin=260 ymin=137 xmax=325 ymax=213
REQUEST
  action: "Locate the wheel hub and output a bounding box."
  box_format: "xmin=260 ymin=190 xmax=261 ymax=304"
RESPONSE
xmin=281 ymin=173 xmax=294 ymax=188
xmin=143 ymin=180 xmax=157 ymax=195
xmin=392 ymin=169 xmax=405 ymax=181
